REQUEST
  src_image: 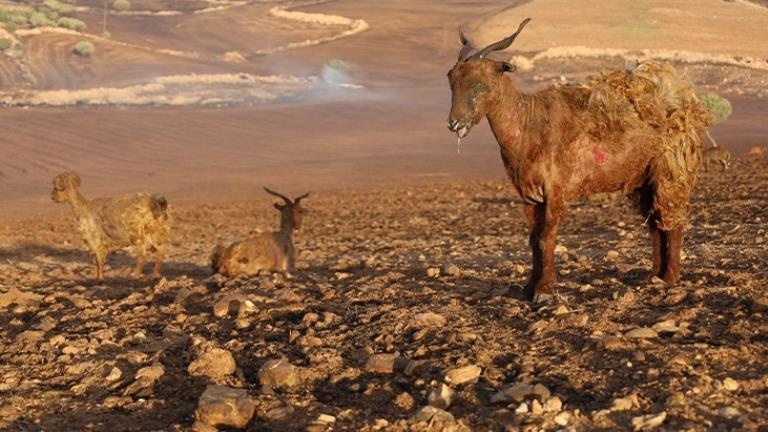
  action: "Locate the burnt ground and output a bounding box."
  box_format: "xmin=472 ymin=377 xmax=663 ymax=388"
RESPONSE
xmin=0 ymin=160 xmax=767 ymax=431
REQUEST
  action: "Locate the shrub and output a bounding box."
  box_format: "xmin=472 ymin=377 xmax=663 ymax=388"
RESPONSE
xmin=699 ymin=93 xmax=732 ymax=124
xmin=57 ymin=16 xmax=85 ymax=31
xmin=29 ymin=11 xmax=54 ymax=27
xmin=113 ymin=0 xmax=130 ymax=11
xmin=0 ymin=37 xmax=11 ymax=51
xmin=72 ymin=40 xmax=95 ymax=57
xmin=44 ymin=0 xmax=74 ymax=14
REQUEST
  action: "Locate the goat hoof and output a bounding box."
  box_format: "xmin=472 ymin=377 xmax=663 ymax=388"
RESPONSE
xmin=532 ymin=291 xmax=554 ymax=304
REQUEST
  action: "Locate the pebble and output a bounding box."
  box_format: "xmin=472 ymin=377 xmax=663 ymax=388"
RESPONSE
xmin=625 ymin=327 xmax=658 ymax=339
xmin=395 ymin=392 xmax=415 ymax=410
xmin=722 ymin=377 xmax=740 ymax=392
xmin=411 ymin=312 xmax=447 ymax=328
xmin=365 ymin=354 xmax=401 ymax=374
xmin=554 ymin=411 xmax=570 ymax=426
xmin=718 ymin=406 xmax=740 ymax=418
xmin=611 ymin=394 xmax=638 ymax=411
xmin=444 ymin=364 xmax=481 ymax=385
xmin=631 ymin=411 xmax=666 ymax=430
xmin=531 ymin=399 xmax=543 ymax=415
xmin=606 ymin=250 xmax=620 ymax=261
xmin=441 ymin=263 xmax=461 ymax=277
xmin=409 ymin=406 xmax=455 ymax=426
xmin=427 ymin=383 xmax=455 ymax=409
xmin=544 ymin=396 xmax=562 ymax=412
xmin=194 ymin=384 xmax=255 ymax=429
xmin=258 ymin=358 xmax=301 ymax=390
xmin=426 ymin=267 xmax=440 ymax=278
xmin=123 ymin=363 xmax=165 ymax=396
xmin=652 ymin=319 xmax=679 ymax=334
xmin=188 ymin=345 xmax=236 ymax=382
xmin=105 ymin=367 xmax=122 ymax=383
xmin=601 ymin=335 xmax=623 ymax=350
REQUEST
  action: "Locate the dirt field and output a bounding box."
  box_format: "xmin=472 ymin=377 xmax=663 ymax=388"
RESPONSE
xmin=2 ymin=0 xmax=768 ymax=430
xmin=1 ymin=161 xmax=767 ymax=431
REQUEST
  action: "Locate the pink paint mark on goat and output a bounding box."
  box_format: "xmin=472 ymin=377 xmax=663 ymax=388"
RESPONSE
xmin=593 ymin=147 xmax=608 ymax=166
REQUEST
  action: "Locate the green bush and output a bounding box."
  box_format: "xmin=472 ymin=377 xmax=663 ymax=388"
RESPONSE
xmin=29 ymin=11 xmax=54 ymax=27
xmin=0 ymin=37 xmax=11 ymax=51
xmin=44 ymin=0 xmax=74 ymax=14
xmin=699 ymin=93 xmax=732 ymax=124
xmin=72 ymin=40 xmax=95 ymax=57
xmin=113 ymin=0 xmax=130 ymax=11
xmin=57 ymin=16 xmax=85 ymax=31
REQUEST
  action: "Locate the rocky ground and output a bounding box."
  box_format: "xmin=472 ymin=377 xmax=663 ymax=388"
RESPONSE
xmin=1 ymin=160 xmax=766 ymax=431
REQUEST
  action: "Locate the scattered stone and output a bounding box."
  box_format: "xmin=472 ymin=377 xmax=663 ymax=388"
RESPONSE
xmin=722 ymin=377 xmax=740 ymax=392
xmin=611 ymin=394 xmax=639 ymax=411
xmin=427 ymin=383 xmax=455 ymax=409
xmin=444 ymin=364 xmax=481 ymax=385
xmin=258 ymin=358 xmax=301 ymax=390
xmin=554 ymin=411 xmax=570 ymax=426
xmin=213 ymin=294 xmax=256 ymax=318
xmin=105 ymin=367 xmax=122 ymax=383
xmin=667 ymin=354 xmax=690 ymax=367
xmin=195 ymin=385 xmax=255 ymax=429
xmin=515 ymin=403 xmax=528 ymax=414
xmin=264 ymin=405 xmax=295 ymax=421
xmin=124 ymin=363 xmax=165 ymax=396
xmin=531 ymin=399 xmax=543 ymax=415
xmin=441 ymin=263 xmax=460 ymax=277
xmin=601 ymin=335 xmax=623 ymax=350
xmin=544 ymin=396 xmax=562 ymax=413
xmin=631 ymin=411 xmax=666 ymax=431
xmin=188 ymin=345 xmax=237 ymax=382
xmin=606 ymin=250 xmax=620 ymax=261
xmin=191 ymin=421 xmax=218 ymax=432
xmin=652 ymin=319 xmax=679 ymax=334
xmin=750 ymin=297 xmax=768 ymax=313
xmin=426 ymin=267 xmax=440 ymax=278
xmin=491 ymin=383 xmax=549 ymax=403
xmin=395 ymin=392 xmax=415 ymax=410
xmin=718 ymin=406 xmax=740 ymax=418
xmin=625 ymin=327 xmax=658 ymax=339
xmin=410 ymin=406 xmax=455 ymax=427
xmin=365 ymin=354 xmax=402 ymax=374
xmin=411 ymin=312 xmax=447 ymax=328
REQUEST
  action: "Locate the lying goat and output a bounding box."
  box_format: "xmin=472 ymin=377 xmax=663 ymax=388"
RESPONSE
xmin=51 ymin=171 xmax=171 ymax=280
xmin=447 ymin=19 xmax=711 ymax=301
xmin=211 ymin=187 xmax=308 ymax=277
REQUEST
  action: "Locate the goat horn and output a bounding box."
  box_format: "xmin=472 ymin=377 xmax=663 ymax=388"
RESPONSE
xmin=457 ymin=28 xmax=474 ymax=61
xmin=470 ymin=17 xmax=531 ymax=61
xmin=294 ymin=192 xmax=310 ymax=203
xmin=263 ymin=186 xmax=292 ymax=204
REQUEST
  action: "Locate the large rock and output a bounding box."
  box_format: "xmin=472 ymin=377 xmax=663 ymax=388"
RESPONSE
xmin=195 ymin=385 xmax=255 ymax=429
xmin=188 ymin=344 xmax=236 ymax=383
xmin=444 ymin=365 xmax=481 ymax=386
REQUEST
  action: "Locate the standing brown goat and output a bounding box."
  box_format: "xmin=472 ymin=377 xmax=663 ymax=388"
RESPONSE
xmin=51 ymin=171 xmax=171 ymax=280
xmin=703 ymin=146 xmax=731 ymax=171
xmin=211 ymin=187 xmax=309 ymax=278
xmin=447 ymin=19 xmax=711 ymax=302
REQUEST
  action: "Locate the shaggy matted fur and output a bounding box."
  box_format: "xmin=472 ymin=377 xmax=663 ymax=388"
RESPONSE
xmin=447 ymin=18 xmax=712 ymax=301
xmin=51 ymin=171 xmax=171 ymax=280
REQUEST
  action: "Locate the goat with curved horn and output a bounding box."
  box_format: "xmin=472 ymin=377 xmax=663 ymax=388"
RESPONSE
xmin=446 ymin=18 xmax=712 ymax=303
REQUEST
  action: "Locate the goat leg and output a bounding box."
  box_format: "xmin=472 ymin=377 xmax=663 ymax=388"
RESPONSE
xmin=662 ymin=228 xmax=684 ymax=284
xmin=523 ymin=204 xmax=544 ymax=300
xmin=95 ymin=251 xmax=106 ymax=282
xmin=649 ymin=222 xmax=667 ymax=280
xmin=133 ymin=253 xmax=147 ymax=278
xmin=150 ymin=251 xmax=164 ymax=279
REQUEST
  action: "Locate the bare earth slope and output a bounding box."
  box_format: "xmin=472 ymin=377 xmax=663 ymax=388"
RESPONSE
xmin=0 ymin=162 xmax=766 ymax=431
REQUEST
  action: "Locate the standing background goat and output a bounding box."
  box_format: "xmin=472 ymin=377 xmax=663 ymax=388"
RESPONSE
xmin=447 ymin=19 xmax=711 ymax=302
xmin=211 ymin=187 xmax=309 ymax=278
xmin=51 ymin=171 xmax=171 ymax=280
xmin=703 ymin=146 xmax=731 ymax=171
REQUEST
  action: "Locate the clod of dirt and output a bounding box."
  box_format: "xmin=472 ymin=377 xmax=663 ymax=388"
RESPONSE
xmin=440 ymin=263 xmax=461 ymax=277
xmin=444 ymin=365 xmax=481 ymax=386
xmin=611 ymin=394 xmax=640 ymax=411
xmin=411 ymin=312 xmax=447 ymax=328
xmin=188 ymin=343 xmax=237 ymax=383
xmin=194 ymin=384 xmax=255 ymax=429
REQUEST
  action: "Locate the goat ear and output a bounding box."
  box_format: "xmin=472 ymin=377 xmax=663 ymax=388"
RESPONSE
xmin=499 ymin=61 xmax=517 ymax=73
xmin=274 ymin=203 xmax=284 ymax=210
xmin=70 ymin=173 xmax=81 ymax=188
